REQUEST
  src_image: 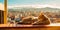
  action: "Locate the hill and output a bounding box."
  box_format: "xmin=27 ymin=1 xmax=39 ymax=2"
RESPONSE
xmin=8 ymin=7 xmax=60 ymax=12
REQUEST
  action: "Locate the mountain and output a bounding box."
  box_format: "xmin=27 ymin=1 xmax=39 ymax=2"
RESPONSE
xmin=8 ymin=7 xmax=60 ymax=12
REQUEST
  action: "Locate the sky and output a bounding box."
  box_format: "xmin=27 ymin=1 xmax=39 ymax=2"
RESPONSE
xmin=4 ymin=0 xmax=60 ymax=8
xmin=0 ymin=0 xmax=4 ymax=10
xmin=0 ymin=0 xmax=4 ymax=3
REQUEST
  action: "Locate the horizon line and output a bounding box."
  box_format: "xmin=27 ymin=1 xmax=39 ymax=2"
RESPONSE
xmin=8 ymin=4 xmax=60 ymax=9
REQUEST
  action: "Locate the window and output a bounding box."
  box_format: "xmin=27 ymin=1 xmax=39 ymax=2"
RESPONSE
xmin=7 ymin=0 xmax=60 ymax=26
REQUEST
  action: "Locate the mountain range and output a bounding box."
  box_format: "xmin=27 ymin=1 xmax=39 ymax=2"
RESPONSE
xmin=8 ymin=7 xmax=60 ymax=12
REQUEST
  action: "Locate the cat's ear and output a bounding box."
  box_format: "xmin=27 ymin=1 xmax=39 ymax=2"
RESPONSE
xmin=39 ymin=11 xmax=44 ymax=15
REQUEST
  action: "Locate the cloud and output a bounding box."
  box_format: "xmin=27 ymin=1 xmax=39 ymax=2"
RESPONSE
xmin=0 ymin=3 xmax=4 ymax=10
xmin=8 ymin=4 xmax=60 ymax=9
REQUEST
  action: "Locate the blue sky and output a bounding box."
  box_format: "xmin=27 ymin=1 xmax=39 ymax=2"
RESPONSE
xmin=8 ymin=0 xmax=60 ymax=8
xmin=8 ymin=0 xmax=60 ymax=5
xmin=0 ymin=0 xmax=4 ymax=4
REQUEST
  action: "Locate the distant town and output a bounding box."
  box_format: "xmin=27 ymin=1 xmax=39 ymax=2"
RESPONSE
xmin=8 ymin=7 xmax=60 ymax=25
